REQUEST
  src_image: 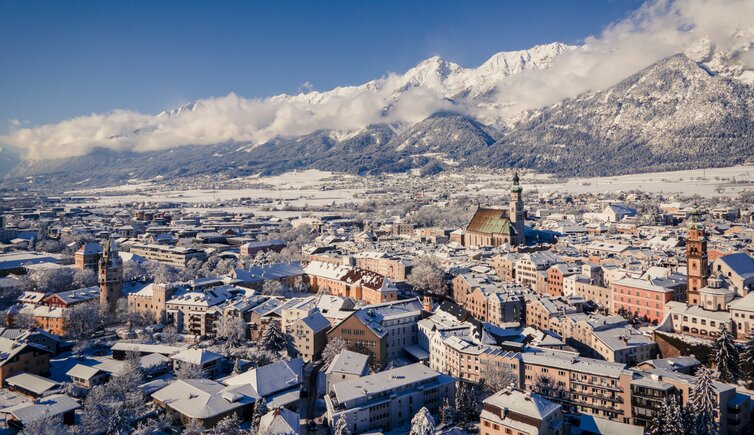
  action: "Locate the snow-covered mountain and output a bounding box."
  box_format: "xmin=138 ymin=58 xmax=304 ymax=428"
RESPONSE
xmin=4 ymin=40 xmax=754 ymax=186
xmin=268 ymin=42 xmax=575 ymax=108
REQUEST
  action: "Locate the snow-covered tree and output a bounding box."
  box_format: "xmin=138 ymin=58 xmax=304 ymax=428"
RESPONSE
xmin=681 ymin=403 xmax=696 ymax=435
xmin=321 ymin=336 xmax=349 ymax=367
xmin=661 ymin=394 xmax=683 ymax=435
xmin=209 ymin=412 xmax=244 ymax=435
xmin=647 ymin=394 xmax=667 ymax=435
xmin=251 ymin=399 xmax=268 ymax=433
xmin=80 ymin=354 xmax=148 ymax=435
xmin=455 ymin=381 xmax=478 ymax=424
xmin=410 ymin=407 xmax=435 ymax=435
xmin=407 ymin=255 xmax=447 ymax=297
xmin=13 ymin=311 xmax=36 ymax=330
xmin=714 ymin=323 xmax=740 ymax=383
xmin=261 ymin=280 xmax=289 ymax=296
xmin=21 ymin=413 xmax=67 ymax=435
xmin=439 ymin=397 xmax=455 ymax=426
xmin=123 ymin=260 xmax=147 ymax=282
xmin=181 ymin=419 xmax=205 ymax=435
xmin=63 ymin=301 xmax=101 ymax=340
xmin=479 ymin=363 xmax=519 ymax=394
xmin=73 ymin=268 xmax=97 ymax=288
xmin=259 ymin=320 xmax=287 ymax=352
xmin=176 ymin=362 xmax=205 ymax=380
xmin=216 ymin=314 xmax=247 ymax=349
xmin=741 ymin=328 xmax=754 ymax=387
xmin=690 ymin=365 xmax=718 ymax=435
xmin=333 ymin=416 xmax=351 ymax=435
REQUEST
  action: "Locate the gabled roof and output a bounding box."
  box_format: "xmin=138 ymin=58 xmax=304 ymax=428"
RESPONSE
xmin=66 ymin=364 xmax=105 ymax=380
xmin=259 ymin=407 xmax=300 ymax=435
xmin=151 ymin=379 xmax=251 ymax=419
xmin=0 ymin=394 xmax=80 ymax=424
xmin=222 ymin=359 xmax=303 ymax=398
xmin=466 ymin=208 xmax=512 ymax=235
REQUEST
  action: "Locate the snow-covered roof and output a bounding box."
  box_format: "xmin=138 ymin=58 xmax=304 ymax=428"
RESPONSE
xmin=326 ymin=350 xmax=369 ymax=376
xmin=5 ymin=373 xmax=59 ymax=396
xmin=223 ymin=358 xmax=302 ymax=398
xmin=170 ymin=349 xmax=223 ymax=366
xmin=0 ymin=394 xmax=80 ymax=424
xmin=259 ymin=407 xmax=300 ymax=435
xmin=66 ymin=364 xmax=105 ymax=380
xmin=151 ymin=379 xmax=251 ymax=419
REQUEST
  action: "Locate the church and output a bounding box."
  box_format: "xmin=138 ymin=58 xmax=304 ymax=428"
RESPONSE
xmin=464 ymin=173 xmax=526 ymax=247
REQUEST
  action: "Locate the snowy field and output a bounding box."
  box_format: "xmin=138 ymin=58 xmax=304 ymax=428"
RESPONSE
xmin=64 ymin=166 xmax=754 ymax=212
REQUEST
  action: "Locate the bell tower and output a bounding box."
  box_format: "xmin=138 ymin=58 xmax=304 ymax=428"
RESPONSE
xmin=99 ymin=238 xmax=123 ymax=313
xmin=686 ymin=206 xmax=708 ymax=305
xmin=509 ymin=172 xmax=525 ymax=245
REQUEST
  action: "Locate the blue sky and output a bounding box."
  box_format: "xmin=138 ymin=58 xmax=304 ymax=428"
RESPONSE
xmin=0 ymin=0 xmax=645 ymax=130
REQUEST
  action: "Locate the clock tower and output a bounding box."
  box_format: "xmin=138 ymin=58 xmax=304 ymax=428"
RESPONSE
xmin=686 ymin=206 xmax=708 ymax=305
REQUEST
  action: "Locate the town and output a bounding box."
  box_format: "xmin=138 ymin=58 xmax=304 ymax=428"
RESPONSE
xmin=0 ymin=169 xmax=751 ymax=435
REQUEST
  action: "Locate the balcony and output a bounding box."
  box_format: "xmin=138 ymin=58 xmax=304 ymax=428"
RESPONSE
xmin=570 ymin=377 xmax=622 ymax=392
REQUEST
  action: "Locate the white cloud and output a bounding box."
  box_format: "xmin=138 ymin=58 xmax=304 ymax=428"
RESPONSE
xmin=2 ymin=0 xmax=753 ymax=160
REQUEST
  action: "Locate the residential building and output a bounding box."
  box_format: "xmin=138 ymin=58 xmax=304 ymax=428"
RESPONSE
xmin=325 ymin=363 xmax=455 ymax=433
xmin=480 ymin=389 xmax=564 ymax=435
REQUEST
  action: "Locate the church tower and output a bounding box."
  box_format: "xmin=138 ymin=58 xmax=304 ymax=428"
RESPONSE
xmin=99 ymin=238 xmax=123 ymax=313
xmin=686 ymin=206 xmax=708 ymax=305
xmin=509 ymin=172 xmax=525 ymax=245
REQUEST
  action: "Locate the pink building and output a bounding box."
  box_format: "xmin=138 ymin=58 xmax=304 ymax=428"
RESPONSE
xmin=612 ymin=277 xmax=686 ymax=323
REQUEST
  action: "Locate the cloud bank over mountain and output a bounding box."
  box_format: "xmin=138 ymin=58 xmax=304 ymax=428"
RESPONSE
xmin=3 ymin=0 xmax=753 ymax=160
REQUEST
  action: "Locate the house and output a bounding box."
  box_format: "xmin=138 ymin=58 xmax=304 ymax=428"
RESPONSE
xmin=66 ymin=364 xmax=110 ymax=388
xmin=152 ymin=379 xmax=254 ymax=429
xmin=170 ymin=349 xmax=224 ymax=378
xmin=327 ymin=298 xmax=423 ymax=364
xmin=222 ymin=359 xmax=303 ymax=410
xmin=74 ymin=242 xmax=102 ymax=271
xmin=240 ymin=239 xmax=286 ymax=256
xmin=480 ymin=389 xmax=564 ymax=435
xmin=5 ymin=373 xmax=59 ymax=397
xmin=0 ymin=394 xmax=80 ymax=431
xmin=0 ymin=338 xmax=51 ymax=386
xmin=325 ymin=363 xmax=455 ymax=434
xmin=258 ymin=407 xmax=300 ymax=435
xmin=325 ymin=350 xmax=370 ymax=393
xmin=291 ymin=310 xmax=330 ymax=362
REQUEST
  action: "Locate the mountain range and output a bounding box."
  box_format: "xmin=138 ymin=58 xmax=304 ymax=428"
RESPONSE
xmin=4 ymin=40 xmax=754 ymax=189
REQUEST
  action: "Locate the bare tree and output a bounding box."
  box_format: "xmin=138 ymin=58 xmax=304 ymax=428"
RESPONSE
xmin=479 ymin=363 xmax=519 ymax=394
xmin=73 ymin=268 xmax=97 ymax=288
xmin=407 ymin=255 xmax=447 ymax=297
xmin=63 ymin=301 xmax=101 ymax=340
xmin=176 ymin=363 xmax=205 ymax=380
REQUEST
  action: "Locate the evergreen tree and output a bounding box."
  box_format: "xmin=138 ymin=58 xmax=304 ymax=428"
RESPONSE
xmin=454 ymin=381 xmax=466 ymax=424
xmin=690 ymin=366 xmax=719 ymax=435
xmin=334 ymin=416 xmax=352 ymax=435
xmin=681 ymin=403 xmax=697 ymax=435
xmin=661 ymin=394 xmax=683 ymax=435
xmin=714 ymin=324 xmax=740 ymax=383
xmin=439 ymin=397 xmax=455 ymax=426
xmin=251 ymin=399 xmax=268 ymax=433
xmin=259 ymin=320 xmax=287 ymax=352
xmin=648 ymin=396 xmax=668 ymax=435
xmin=410 ymin=407 xmax=435 ymax=435
xmin=739 ymin=328 xmax=754 ymax=386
